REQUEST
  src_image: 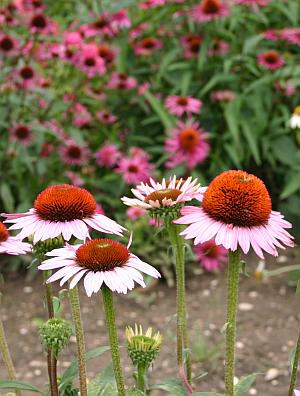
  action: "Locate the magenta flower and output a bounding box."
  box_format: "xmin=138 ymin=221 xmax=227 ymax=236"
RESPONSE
xmin=97 ymin=44 xmax=116 ymax=66
xmin=59 ymin=140 xmax=90 ymax=166
xmin=38 ymin=237 xmax=160 ymax=296
xmin=210 ymin=90 xmax=236 ymax=102
xmin=191 ymin=0 xmax=230 ymax=23
xmin=95 ymin=144 xmax=121 ymax=168
xmin=10 ymin=124 xmax=34 ymax=146
xmin=18 ymin=65 xmax=37 ymax=90
xmin=111 ymin=10 xmax=131 ymax=30
xmin=133 ymin=37 xmax=163 ymax=56
xmin=0 ymin=222 xmax=31 ymax=255
xmin=96 ymin=110 xmax=118 ymax=124
xmin=165 ymin=119 xmax=210 ymax=169
xmin=74 ymin=43 xmax=106 ymax=78
xmin=28 ymin=13 xmax=58 ymax=35
xmin=274 ymin=80 xmax=296 ymax=97
xmin=235 ymin=0 xmax=271 ymax=6
xmin=175 ymin=170 xmax=294 ymax=259
xmin=165 ymin=96 xmax=202 ymax=117
xmin=0 ymin=33 xmax=19 ymax=57
xmin=263 ymin=30 xmax=282 ymax=41
xmin=64 ymin=171 xmax=85 ymax=187
xmin=72 ymin=103 xmax=92 ymax=127
xmin=107 ymin=72 xmax=137 ymax=90
xmin=2 ymin=184 xmax=125 ymax=243
xmin=180 ymin=34 xmax=202 ymax=58
xmin=116 ymin=154 xmax=153 ymax=185
xmin=257 ymin=50 xmax=285 ymax=70
xmin=126 ymin=207 xmax=147 ymax=220
xmin=193 ymin=239 xmax=227 ymax=272
xmin=82 ymin=13 xmax=115 ymax=38
xmin=139 ymin=0 xmax=166 ymax=9
xmin=281 ymin=28 xmax=300 ymax=46
xmin=207 ymin=40 xmax=230 ymax=56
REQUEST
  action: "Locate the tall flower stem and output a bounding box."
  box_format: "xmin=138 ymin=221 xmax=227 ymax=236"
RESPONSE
xmin=69 ymin=285 xmax=88 ymax=396
xmin=288 ymin=327 xmax=300 ymax=396
xmin=43 ymin=271 xmax=58 ymax=396
xmin=225 ymin=249 xmax=241 ymax=396
xmin=136 ymin=364 xmax=147 ymax=392
xmin=101 ymin=286 xmax=126 ymax=396
xmin=167 ymin=223 xmax=192 ymax=393
xmin=0 ymin=316 xmax=22 ymax=396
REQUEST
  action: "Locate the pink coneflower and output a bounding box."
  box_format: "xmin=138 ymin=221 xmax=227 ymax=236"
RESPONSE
xmin=165 ymin=96 xmax=202 ymax=117
xmin=59 ymin=141 xmax=90 ymax=166
xmin=180 ymin=34 xmax=202 ymax=58
xmin=126 ymin=207 xmax=147 ymax=220
xmin=191 ymin=0 xmax=230 ymax=23
xmin=65 ymin=171 xmax=85 ymax=187
xmin=263 ymin=30 xmax=282 ymax=41
xmin=281 ymin=28 xmax=300 ymax=46
xmin=193 ymin=239 xmax=227 ymax=272
xmin=96 ymin=110 xmax=118 ymax=124
xmin=175 ymin=170 xmax=294 ymax=259
xmin=122 ymin=176 xmax=203 ymax=210
xmin=257 ymin=50 xmax=285 ymax=70
xmin=165 ymin=119 xmax=210 ymax=169
xmin=29 ymin=13 xmax=58 ymax=35
xmin=74 ymin=43 xmax=106 ymax=78
xmin=139 ymin=0 xmax=166 ymax=9
xmin=18 ymin=65 xmax=36 ymax=89
xmin=0 ymin=33 xmax=19 ymax=56
xmin=63 ymin=31 xmax=83 ymax=47
xmin=95 ymin=144 xmax=121 ymax=168
xmin=72 ymin=103 xmax=92 ymax=127
xmin=82 ymin=13 xmax=114 ymax=38
xmin=210 ymin=90 xmax=236 ymax=102
xmin=2 ymin=184 xmax=125 ymax=243
xmin=14 ymin=0 xmax=44 ymax=13
xmin=10 ymin=124 xmax=33 ymax=146
xmin=133 ymin=37 xmax=163 ymax=56
xmin=116 ymin=155 xmax=153 ymax=185
xmin=40 ymin=143 xmax=54 ymax=158
xmin=38 ymin=237 xmax=160 ymax=296
xmin=235 ymin=0 xmax=271 ymax=6
xmin=97 ymin=44 xmax=116 ymax=66
xmin=0 ymin=222 xmax=32 ymax=255
xmin=274 ymin=80 xmax=296 ymax=97
xmin=207 ymin=40 xmax=230 ymax=56
xmin=111 ymin=10 xmax=131 ymax=30
xmin=107 ymin=72 xmax=137 ymax=90
xmin=129 ymin=23 xmax=149 ymax=40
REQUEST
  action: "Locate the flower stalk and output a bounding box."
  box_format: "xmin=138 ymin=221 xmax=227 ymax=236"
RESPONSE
xmin=225 ymin=249 xmax=241 ymax=396
xmin=101 ymin=285 xmax=126 ymax=396
xmin=69 ymin=285 xmax=88 ymax=396
xmin=288 ymin=328 xmax=300 ymax=396
xmin=167 ymin=222 xmax=192 ymax=393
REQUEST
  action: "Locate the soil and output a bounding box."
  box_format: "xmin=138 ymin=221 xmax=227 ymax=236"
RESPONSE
xmin=1 ymin=252 xmax=300 ymax=396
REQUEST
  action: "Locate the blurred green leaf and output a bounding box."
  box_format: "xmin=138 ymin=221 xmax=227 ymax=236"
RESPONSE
xmin=0 ymin=183 xmax=15 ymax=212
xmin=151 ymin=379 xmax=188 ymax=395
xmin=0 ymin=380 xmax=44 ymax=394
xmin=234 ymin=373 xmax=257 ymax=396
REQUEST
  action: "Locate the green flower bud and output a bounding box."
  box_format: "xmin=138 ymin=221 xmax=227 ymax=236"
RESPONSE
xmin=39 ymin=318 xmax=72 ymax=357
xmin=30 ymin=235 xmax=65 ymax=261
xmin=125 ymin=324 xmax=162 ymax=368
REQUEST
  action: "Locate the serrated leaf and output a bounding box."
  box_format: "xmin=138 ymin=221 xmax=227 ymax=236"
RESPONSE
xmin=0 ymin=380 xmax=44 ymax=394
xmin=234 ymin=373 xmax=257 ymax=396
xmin=152 ymin=379 xmax=189 ymax=395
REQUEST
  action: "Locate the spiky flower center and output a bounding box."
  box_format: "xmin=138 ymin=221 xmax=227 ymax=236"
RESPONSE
xmin=145 ymin=189 xmax=181 ymax=204
xmin=187 ymin=36 xmax=202 ymax=52
xmin=177 ymin=97 xmax=188 ymax=106
xmin=202 ymin=0 xmax=221 ymax=14
xmin=15 ymin=125 xmax=30 ymax=139
xmin=84 ymin=57 xmax=96 ymax=67
xmin=34 ymin=184 xmax=96 ymax=222
xmin=20 ymin=66 xmax=34 ymax=80
xmin=141 ymin=37 xmax=156 ymax=49
xmin=31 ymin=14 xmax=47 ymax=29
xmin=264 ymin=50 xmax=279 ymax=64
xmin=67 ymin=145 xmax=82 ymax=159
xmin=0 ymin=222 xmax=9 ymax=242
xmin=94 ymin=17 xmax=109 ymax=29
xmin=179 ymin=128 xmax=200 ymax=151
xmin=127 ymin=165 xmax=139 ymax=173
xmin=202 ymin=170 xmax=272 ymax=227
xmin=76 ymin=239 xmax=130 ymax=271
xmin=0 ymin=36 xmax=13 ymax=51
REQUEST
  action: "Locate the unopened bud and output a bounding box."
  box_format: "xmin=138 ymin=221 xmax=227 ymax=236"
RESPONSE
xmin=40 ymin=318 xmax=72 ymax=357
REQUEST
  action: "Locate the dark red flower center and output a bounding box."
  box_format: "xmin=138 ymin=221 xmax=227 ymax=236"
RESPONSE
xmin=15 ymin=125 xmax=30 ymax=139
xmin=34 ymin=184 xmax=96 ymax=222
xmin=67 ymin=146 xmax=82 ymax=159
xmin=84 ymin=57 xmax=96 ymax=67
xmin=141 ymin=38 xmax=156 ymax=49
xmin=76 ymin=239 xmax=130 ymax=271
xmin=177 ymin=97 xmax=188 ymax=106
xmin=31 ymin=14 xmax=47 ymax=29
xmin=179 ymin=128 xmax=200 ymax=152
xmin=0 ymin=222 xmax=9 ymax=242
xmin=145 ymin=189 xmax=181 ymax=204
xmin=264 ymin=51 xmax=279 ymax=64
xmin=202 ymin=170 xmax=272 ymax=227
xmin=201 ymin=240 xmax=220 ymax=258
xmin=93 ymin=17 xmax=109 ymax=29
xmin=20 ymin=66 xmax=34 ymax=80
xmin=127 ymin=165 xmax=139 ymax=173
xmin=0 ymin=36 xmax=14 ymax=51
xmin=202 ymin=0 xmax=221 ymax=14
xmin=98 ymin=46 xmax=113 ymax=62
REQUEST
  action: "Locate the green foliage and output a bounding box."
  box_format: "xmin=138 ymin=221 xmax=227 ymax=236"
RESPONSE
xmin=0 ymin=380 xmax=44 ymax=394
xmin=151 ymin=379 xmax=189 ymax=395
xmin=234 ymin=374 xmax=258 ymax=396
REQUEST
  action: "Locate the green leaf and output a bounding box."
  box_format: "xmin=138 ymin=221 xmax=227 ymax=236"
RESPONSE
xmin=143 ymin=91 xmax=174 ymax=130
xmin=152 ymin=379 xmax=188 ymax=395
xmin=241 ymin=124 xmax=261 ymax=165
xmin=59 ymin=346 xmax=110 ymax=392
xmin=296 ymin=279 xmax=300 ymax=295
xmin=272 ymin=137 xmax=298 ymax=166
xmin=0 ymin=183 xmax=15 ymax=212
xmin=289 ymin=347 xmax=296 ymax=371
xmin=243 ymin=34 xmax=263 ymax=54
xmin=126 ymin=389 xmax=147 ymax=396
xmin=88 ymin=363 xmax=116 ymax=396
xmin=280 ymin=173 xmax=300 ymax=199
xmin=234 ymin=373 xmax=257 ymax=396
xmin=0 ymin=380 xmax=44 ymax=394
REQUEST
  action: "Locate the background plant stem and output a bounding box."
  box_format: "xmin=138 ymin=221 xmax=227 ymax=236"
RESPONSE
xmin=288 ymin=327 xmax=300 ymax=396
xmin=225 ymin=249 xmax=241 ymax=396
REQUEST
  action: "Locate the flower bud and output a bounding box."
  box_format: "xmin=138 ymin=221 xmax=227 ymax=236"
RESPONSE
xmin=30 ymin=235 xmax=65 ymax=261
xmin=125 ymin=324 xmax=162 ymax=368
xmin=39 ymin=318 xmax=72 ymax=357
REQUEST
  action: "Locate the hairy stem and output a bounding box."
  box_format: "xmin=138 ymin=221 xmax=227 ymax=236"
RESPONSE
xmin=101 ymin=286 xmax=126 ymax=396
xmin=69 ymin=286 xmax=88 ymax=396
xmin=288 ymin=327 xmax=300 ymax=396
xmin=225 ymin=250 xmax=241 ymax=396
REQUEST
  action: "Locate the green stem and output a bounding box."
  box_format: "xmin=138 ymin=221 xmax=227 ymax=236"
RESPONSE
xmin=43 ymin=271 xmax=54 ymax=319
xmin=288 ymin=328 xmax=300 ymax=396
xmin=101 ymin=286 xmax=126 ymax=396
xmin=69 ymin=286 xmax=88 ymax=396
xmin=167 ymin=223 xmax=192 ymax=391
xmin=225 ymin=249 xmax=241 ymax=396
xmin=0 ymin=316 xmax=22 ymax=396
xmin=137 ymin=364 xmax=147 ymax=392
